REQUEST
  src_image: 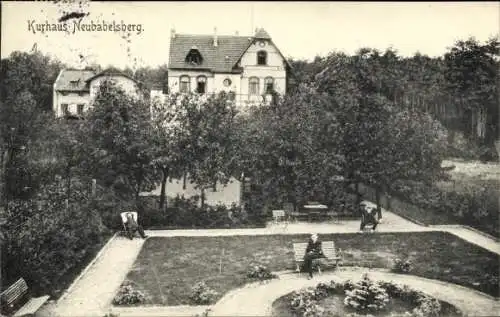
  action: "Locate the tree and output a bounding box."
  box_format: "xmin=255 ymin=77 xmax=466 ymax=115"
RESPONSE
xmin=314 ymin=48 xmax=448 ymax=215
xmin=444 ymin=37 xmax=499 ymax=148
xmin=150 ymin=93 xmax=186 ymax=210
xmin=0 ymin=51 xmax=64 ymax=205
xmin=234 ymin=85 xmax=343 ymax=211
xmin=174 ymin=92 xmax=238 ymax=208
xmin=83 ymin=80 xmax=156 ymax=203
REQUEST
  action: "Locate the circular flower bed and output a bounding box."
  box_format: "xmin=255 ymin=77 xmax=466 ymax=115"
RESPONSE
xmin=272 ymin=274 xmax=464 ymax=317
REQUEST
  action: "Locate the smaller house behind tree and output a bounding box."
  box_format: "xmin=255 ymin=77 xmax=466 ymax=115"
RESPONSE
xmin=53 ymin=68 xmax=143 ymax=118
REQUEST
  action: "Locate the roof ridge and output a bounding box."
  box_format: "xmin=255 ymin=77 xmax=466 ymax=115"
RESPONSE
xmin=174 ymin=33 xmax=253 ymax=39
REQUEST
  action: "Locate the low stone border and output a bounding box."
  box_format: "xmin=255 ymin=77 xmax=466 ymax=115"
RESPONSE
xmin=432 ymin=224 xmax=500 ymax=242
xmin=109 ymin=305 xmax=210 ymax=317
xmin=58 ymin=232 xmax=118 ymax=302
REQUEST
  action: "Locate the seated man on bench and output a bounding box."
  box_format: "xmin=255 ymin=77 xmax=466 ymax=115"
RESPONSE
xmin=122 ymin=211 xmax=148 ymax=240
xmin=302 ymin=233 xmax=324 ymax=279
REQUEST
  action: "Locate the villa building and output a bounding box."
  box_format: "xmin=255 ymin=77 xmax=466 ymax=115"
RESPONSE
xmin=167 ymin=27 xmax=292 ymax=107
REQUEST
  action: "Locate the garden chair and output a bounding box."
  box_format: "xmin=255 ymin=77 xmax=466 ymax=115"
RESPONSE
xmin=272 ymin=209 xmax=288 ymax=231
xmin=120 ymin=211 xmax=138 ymax=236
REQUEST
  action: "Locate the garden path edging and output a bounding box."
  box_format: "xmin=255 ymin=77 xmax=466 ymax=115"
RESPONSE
xmin=58 ymin=232 xmax=118 ymax=302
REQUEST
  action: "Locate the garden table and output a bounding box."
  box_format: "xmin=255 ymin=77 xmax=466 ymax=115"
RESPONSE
xmin=303 ymin=204 xmax=328 ymax=221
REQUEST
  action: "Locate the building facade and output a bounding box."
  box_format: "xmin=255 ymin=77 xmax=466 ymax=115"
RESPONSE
xmin=167 ymin=27 xmax=292 ymax=107
xmin=53 ymin=68 xmax=142 ymax=118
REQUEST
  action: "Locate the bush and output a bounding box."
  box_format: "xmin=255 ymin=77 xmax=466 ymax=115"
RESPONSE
xmin=1 ymin=179 xmax=110 ymax=297
xmin=392 ymin=257 xmax=412 ymax=274
xmin=189 ymin=281 xmax=219 ymax=305
xmin=411 ymin=296 xmax=441 ymax=317
xmin=289 ymin=287 xmax=327 ymax=317
xmin=112 ymin=281 xmax=147 ymax=306
xmin=137 ymin=195 xmax=263 ymax=229
xmin=390 ymin=179 xmax=499 ymax=238
xmin=344 ymin=274 xmax=390 ymax=312
xmin=246 ymin=264 xmax=278 ymax=281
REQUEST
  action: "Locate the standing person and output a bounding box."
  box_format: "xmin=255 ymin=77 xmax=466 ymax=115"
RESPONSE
xmin=123 ymin=211 xmax=148 ymax=240
xmin=303 ymin=233 xmax=324 ymax=279
xmin=360 ymin=203 xmax=378 ymax=232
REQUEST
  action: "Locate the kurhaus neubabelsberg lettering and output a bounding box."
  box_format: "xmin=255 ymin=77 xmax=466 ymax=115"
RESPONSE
xmin=27 ymin=20 xmax=143 ymax=35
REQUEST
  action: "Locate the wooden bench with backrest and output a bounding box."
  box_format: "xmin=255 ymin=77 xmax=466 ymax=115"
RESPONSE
xmin=292 ymin=241 xmax=342 ymax=274
xmin=0 ymin=278 xmax=50 ymax=317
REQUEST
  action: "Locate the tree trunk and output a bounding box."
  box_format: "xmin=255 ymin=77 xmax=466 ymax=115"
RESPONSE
xmin=66 ymin=164 xmax=71 ymax=208
xmin=159 ymin=168 xmax=169 ymax=211
xmin=200 ymin=187 xmax=205 ymax=209
xmin=355 ymin=182 xmax=360 ymax=204
xmin=135 ymin=175 xmax=143 ymax=203
xmin=375 ymin=186 xmax=382 ymax=220
xmin=183 ymin=171 xmax=187 ymax=190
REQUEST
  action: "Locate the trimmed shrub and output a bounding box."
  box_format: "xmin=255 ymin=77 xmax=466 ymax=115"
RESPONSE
xmin=112 ymin=281 xmax=147 ymax=306
xmin=344 ymin=274 xmax=390 ymax=312
xmin=246 ymin=264 xmax=279 ymax=281
xmin=189 ymin=282 xmax=219 ymax=305
xmin=392 ymin=257 xmax=412 ymax=274
xmin=289 ymin=287 xmax=327 ymax=317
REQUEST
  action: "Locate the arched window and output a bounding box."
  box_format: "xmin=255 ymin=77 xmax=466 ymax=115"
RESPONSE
xmin=257 ymin=51 xmax=267 ymax=65
xmin=185 ymin=48 xmax=203 ymax=65
xmin=179 ymin=75 xmax=190 ymax=93
xmin=196 ymin=75 xmax=207 ymax=94
xmin=249 ymin=77 xmax=260 ymax=95
xmin=264 ymin=77 xmax=274 ymax=93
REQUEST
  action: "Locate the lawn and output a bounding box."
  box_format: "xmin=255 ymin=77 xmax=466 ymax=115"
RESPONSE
xmin=122 ymin=232 xmax=499 ymax=306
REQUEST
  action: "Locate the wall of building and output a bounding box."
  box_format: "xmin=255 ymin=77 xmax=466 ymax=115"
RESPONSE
xmin=89 ymin=75 xmax=139 ymax=98
xmin=168 ymin=70 xmax=214 ymax=94
xmin=53 ymin=91 xmax=91 ymax=117
xmin=141 ymin=176 xmax=242 ymax=207
xmin=240 ymin=40 xmax=287 ymax=96
xmin=54 ymin=75 xmax=140 ymax=117
xmin=166 ymin=39 xmax=287 ymax=107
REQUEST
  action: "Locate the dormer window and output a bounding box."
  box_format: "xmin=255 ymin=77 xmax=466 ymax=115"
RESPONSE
xmin=257 ymin=51 xmax=267 ymax=65
xmin=185 ymin=48 xmax=203 ymax=65
xmin=69 ymin=80 xmax=79 ymax=88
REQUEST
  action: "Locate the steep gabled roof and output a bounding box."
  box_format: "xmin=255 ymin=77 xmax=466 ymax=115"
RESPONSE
xmin=169 ymin=34 xmax=253 ymax=73
xmin=85 ymin=68 xmax=139 ymax=84
xmin=54 ymin=69 xmax=97 ymax=91
xmin=169 ymin=29 xmax=293 ymax=74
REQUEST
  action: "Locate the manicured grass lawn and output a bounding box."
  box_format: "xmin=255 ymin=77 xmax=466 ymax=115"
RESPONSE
xmin=122 ymin=232 xmax=499 ymax=306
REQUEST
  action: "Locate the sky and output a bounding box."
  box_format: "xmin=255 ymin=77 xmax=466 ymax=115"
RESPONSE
xmin=1 ymin=1 xmax=499 ymax=69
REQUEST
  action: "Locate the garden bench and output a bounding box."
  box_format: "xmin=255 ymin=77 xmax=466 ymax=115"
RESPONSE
xmin=0 ymin=278 xmax=50 ymax=317
xmin=293 ymin=241 xmax=342 ymax=274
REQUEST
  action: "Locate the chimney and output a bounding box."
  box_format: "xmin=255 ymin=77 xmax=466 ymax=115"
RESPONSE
xmin=213 ymin=27 xmax=218 ymax=47
xmin=171 ymin=28 xmax=176 ymax=39
xmin=235 ymin=30 xmax=239 ymax=36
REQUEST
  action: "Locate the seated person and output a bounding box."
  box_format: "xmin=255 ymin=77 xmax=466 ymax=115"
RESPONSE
xmin=123 ymin=211 xmax=148 ymax=240
xmin=302 ymin=233 xmax=325 ymax=279
xmin=360 ymin=203 xmax=379 ymax=231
